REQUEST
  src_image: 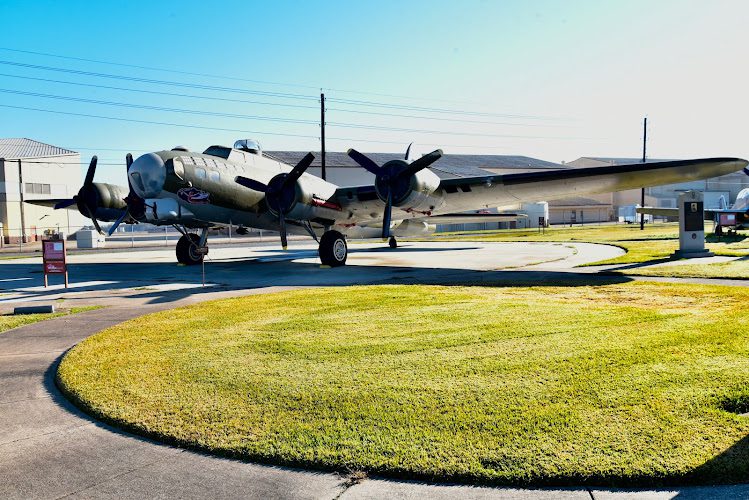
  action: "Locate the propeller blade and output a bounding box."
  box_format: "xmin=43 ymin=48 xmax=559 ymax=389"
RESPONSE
xmin=347 ymin=149 xmax=382 ymax=176
xmin=91 ymin=216 xmax=103 ymax=235
xmin=126 ymin=153 xmax=133 ymax=170
xmin=279 ymin=212 xmax=288 ymax=250
xmin=236 ymin=176 xmax=268 ymax=192
xmin=83 ymin=156 xmax=98 ymax=186
xmin=405 ymin=142 xmax=413 ymax=161
xmin=744 ymin=167 xmax=749 ymax=177
xmin=398 ymin=149 xmax=443 ymax=178
xmin=107 ymin=209 xmax=129 ymax=236
xmin=54 ymin=198 xmax=76 ymax=209
xmin=382 ymin=189 xmax=393 ymax=240
xmin=282 ymin=152 xmax=315 ymax=189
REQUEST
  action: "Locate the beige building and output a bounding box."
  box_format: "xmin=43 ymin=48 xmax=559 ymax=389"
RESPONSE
xmin=0 ymin=138 xmax=82 ymax=244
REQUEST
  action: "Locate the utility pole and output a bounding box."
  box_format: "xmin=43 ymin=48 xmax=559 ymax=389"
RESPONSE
xmin=320 ymin=91 xmax=326 ymax=181
xmin=640 ymin=117 xmax=647 ymax=230
xmin=18 ymin=159 xmax=27 ymax=243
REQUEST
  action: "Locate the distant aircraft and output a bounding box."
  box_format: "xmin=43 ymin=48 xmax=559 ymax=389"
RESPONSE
xmin=30 ymin=138 xmax=748 ymax=266
xmin=637 ymin=180 xmax=749 ymax=235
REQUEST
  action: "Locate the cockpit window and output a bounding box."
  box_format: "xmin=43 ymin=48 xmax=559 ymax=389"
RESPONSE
xmin=208 ymin=170 xmax=220 ymax=182
xmin=195 ymin=168 xmax=206 ymax=180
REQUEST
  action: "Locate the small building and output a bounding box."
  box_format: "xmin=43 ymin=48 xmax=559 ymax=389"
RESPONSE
xmin=0 ymin=138 xmax=81 ymax=244
xmin=547 ymin=197 xmax=613 ymax=225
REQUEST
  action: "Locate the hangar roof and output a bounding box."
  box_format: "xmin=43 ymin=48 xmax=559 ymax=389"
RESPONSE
xmin=0 ymin=138 xmax=77 ymax=159
xmin=266 ymin=151 xmax=565 ymax=178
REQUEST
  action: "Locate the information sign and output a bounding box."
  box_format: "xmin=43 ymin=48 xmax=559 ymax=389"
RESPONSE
xmin=42 ymin=239 xmax=68 ymax=288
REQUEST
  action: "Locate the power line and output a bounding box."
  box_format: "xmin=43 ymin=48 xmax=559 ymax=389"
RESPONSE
xmin=0 ymin=88 xmax=588 ymax=141
xmin=0 ymin=88 xmax=320 ymax=125
xmin=0 ymin=60 xmax=319 ymax=101
xmin=0 ymin=59 xmax=568 ymax=121
xmin=0 ymin=72 xmax=560 ymax=128
xmin=0 ymin=103 xmax=320 ymax=140
xmin=0 ymin=72 xmax=321 ymax=111
xmin=328 ymin=96 xmax=567 ymax=121
xmin=0 ymin=46 xmax=512 ymax=107
xmin=0 ymin=103 xmax=517 ymax=150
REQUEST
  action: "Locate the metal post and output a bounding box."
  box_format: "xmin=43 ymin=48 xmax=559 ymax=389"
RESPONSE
xmin=640 ymin=117 xmax=647 ymax=230
xmin=320 ymin=92 xmax=326 ymax=181
xmin=18 ymin=159 xmax=27 ymax=244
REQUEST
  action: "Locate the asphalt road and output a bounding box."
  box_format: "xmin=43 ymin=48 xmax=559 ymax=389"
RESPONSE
xmin=2 ymin=241 xmax=749 ymax=499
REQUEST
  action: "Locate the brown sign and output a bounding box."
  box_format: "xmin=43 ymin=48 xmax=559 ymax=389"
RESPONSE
xmin=42 ymin=239 xmax=68 ymax=287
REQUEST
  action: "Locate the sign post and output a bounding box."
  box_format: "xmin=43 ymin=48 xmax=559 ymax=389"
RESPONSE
xmin=42 ymin=239 xmax=68 ymax=288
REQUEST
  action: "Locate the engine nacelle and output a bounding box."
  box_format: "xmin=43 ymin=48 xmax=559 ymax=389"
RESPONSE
xmin=392 ymin=219 xmax=437 ymax=237
xmin=374 ymin=160 xmax=441 ymax=211
xmin=266 ymin=173 xmax=340 ymax=221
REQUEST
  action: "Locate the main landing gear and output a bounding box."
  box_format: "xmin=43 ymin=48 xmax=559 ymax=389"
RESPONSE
xmin=175 ymin=227 xmax=208 ymax=265
xmin=388 ymin=236 xmax=398 ymax=249
xmin=318 ymin=230 xmax=347 ymax=267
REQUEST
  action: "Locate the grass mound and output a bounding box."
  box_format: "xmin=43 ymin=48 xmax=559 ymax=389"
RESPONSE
xmin=57 ymin=284 xmax=749 ymax=486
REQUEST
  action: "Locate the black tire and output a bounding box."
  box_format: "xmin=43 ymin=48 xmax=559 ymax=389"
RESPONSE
xmin=319 ymin=230 xmax=347 ymax=267
xmin=388 ymin=236 xmax=397 ymax=249
xmin=176 ymin=233 xmax=204 ymax=265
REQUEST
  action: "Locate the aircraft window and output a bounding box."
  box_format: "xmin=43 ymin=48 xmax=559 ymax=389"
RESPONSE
xmin=209 ymin=170 xmax=220 ymax=182
xmin=195 ymin=168 xmax=206 ymax=179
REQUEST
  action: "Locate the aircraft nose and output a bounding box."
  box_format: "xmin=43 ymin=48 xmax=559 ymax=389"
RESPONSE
xmin=129 ymin=153 xmax=166 ymax=198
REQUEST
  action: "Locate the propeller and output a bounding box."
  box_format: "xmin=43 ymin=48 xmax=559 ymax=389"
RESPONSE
xmin=75 ymin=156 xmax=104 ymax=233
xmin=347 ymin=147 xmax=443 ymax=239
xmin=235 ymin=152 xmax=316 ymax=249
xmin=107 ymin=153 xmax=145 ymax=236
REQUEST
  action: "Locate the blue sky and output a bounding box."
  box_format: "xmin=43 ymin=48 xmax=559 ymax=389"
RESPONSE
xmin=0 ymin=0 xmax=747 ymax=184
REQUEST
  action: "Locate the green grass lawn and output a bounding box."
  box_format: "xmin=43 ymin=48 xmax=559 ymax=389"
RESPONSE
xmin=0 ymin=306 xmax=101 ymax=334
xmin=57 ymin=284 xmax=749 ymax=486
xmin=619 ymin=258 xmax=749 ymax=280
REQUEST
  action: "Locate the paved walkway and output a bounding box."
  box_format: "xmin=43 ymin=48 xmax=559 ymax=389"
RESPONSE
xmin=2 ymin=242 xmax=749 ymax=499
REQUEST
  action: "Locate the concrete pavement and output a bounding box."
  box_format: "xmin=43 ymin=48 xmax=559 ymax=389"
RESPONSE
xmin=2 ymin=241 xmax=749 ymax=499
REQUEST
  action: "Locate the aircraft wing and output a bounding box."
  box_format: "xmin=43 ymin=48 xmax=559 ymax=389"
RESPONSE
xmin=24 ymin=198 xmax=75 ymax=209
xmin=328 ymin=157 xmax=747 ymax=227
xmin=433 ymin=158 xmax=747 ymax=213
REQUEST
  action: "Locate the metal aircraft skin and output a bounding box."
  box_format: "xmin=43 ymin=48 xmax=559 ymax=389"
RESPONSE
xmin=36 ymin=139 xmax=749 ymax=266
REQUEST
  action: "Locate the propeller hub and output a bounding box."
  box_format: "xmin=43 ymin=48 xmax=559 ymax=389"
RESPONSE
xmin=265 ymin=174 xmax=298 ymax=215
xmin=128 ymin=153 xmax=166 ymax=198
xmin=375 ymin=160 xmax=412 ymax=205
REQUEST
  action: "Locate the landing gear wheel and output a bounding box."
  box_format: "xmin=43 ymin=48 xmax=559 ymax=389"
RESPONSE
xmin=388 ymin=236 xmax=397 ymax=249
xmin=715 ymin=225 xmax=724 ymax=236
xmin=319 ymin=230 xmax=347 ymax=267
xmin=176 ymin=233 xmax=204 ymax=265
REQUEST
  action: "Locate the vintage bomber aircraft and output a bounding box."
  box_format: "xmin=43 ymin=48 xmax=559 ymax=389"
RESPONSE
xmin=41 ymin=139 xmax=748 ymax=267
